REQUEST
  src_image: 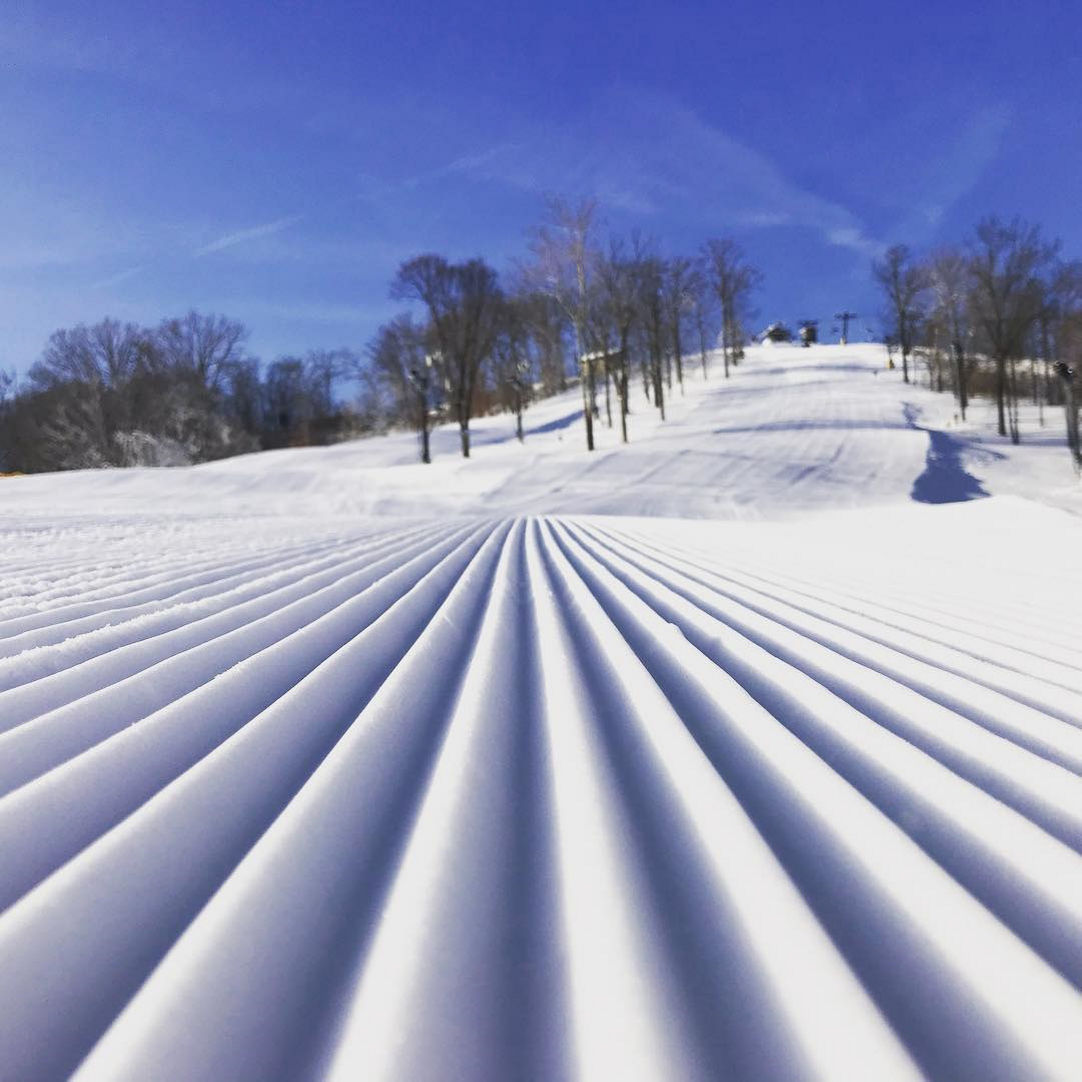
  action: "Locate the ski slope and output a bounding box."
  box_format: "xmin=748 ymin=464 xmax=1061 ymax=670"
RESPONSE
xmin=7 ymin=343 xmax=1079 ymax=520
xmin=2 ymin=344 xmax=1082 ymax=1081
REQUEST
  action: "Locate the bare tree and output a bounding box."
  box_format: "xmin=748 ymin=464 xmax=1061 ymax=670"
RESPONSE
xmin=596 ymin=234 xmax=649 ymax=443
xmin=0 ymin=369 xmax=14 ymax=413
xmin=368 ymin=315 xmax=432 ymax=462
xmin=688 ymin=259 xmax=716 ymax=378
xmin=917 ymin=309 xmax=947 ymax=392
xmin=222 ymin=357 xmax=264 ymax=440
xmin=872 ymin=245 xmax=927 ymax=385
xmin=928 ymin=248 xmax=970 ymax=419
xmin=262 ymin=357 xmax=311 ymax=444
xmin=638 ymin=255 xmax=670 ymax=420
xmin=33 ymin=319 xmax=145 ymax=390
xmin=1049 ymin=263 xmax=1082 ymax=467
xmin=967 ymin=217 xmax=1058 ymax=442
xmin=664 ymin=256 xmax=695 ymax=394
xmin=1054 ymin=362 xmax=1081 ymax=467
xmin=525 ymin=196 xmax=601 ymax=451
xmin=703 ymin=239 xmax=762 ymax=378
xmin=28 ymin=319 xmax=150 ymax=466
xmin=491 ymin=298 xmax=535 ymax=444
xmin=0 ymin=369 xmax=18 ymax=472
xmin=514 ymin=288 xmax=568 ymax=395
xmin=4 ymin=309 xmax=367 ymax=470
xmin=392 ymin=254 xmax=502 ymax=458
xmin=303 ymin=349 xmax=351 ymax=418
xmin=1047 ymin=262 xmax=1082 ymax=411
xmin=154 ymin=311 xmax=249 ymax=393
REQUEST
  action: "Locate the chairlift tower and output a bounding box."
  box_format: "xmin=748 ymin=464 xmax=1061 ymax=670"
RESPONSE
xmin=834 ymin=311 xmax=858 ymax=345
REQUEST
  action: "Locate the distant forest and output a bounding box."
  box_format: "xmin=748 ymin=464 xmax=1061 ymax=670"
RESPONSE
xmin=2 ymin=199 xmax=1080 ymax=473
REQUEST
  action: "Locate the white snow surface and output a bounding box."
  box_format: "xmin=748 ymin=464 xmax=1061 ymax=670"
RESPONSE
xmin=2 ymin=343 xmax=1082 ymax=1081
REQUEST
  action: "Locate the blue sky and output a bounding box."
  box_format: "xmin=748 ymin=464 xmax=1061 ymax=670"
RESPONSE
xmin=3 ymin=0 xmax=1080 ymax=375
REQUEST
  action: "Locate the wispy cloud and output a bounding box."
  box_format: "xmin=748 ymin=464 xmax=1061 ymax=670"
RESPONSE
xmin=436 ymin=142 xmax=524 ymax=180
xmin=824 ymin=227 xmax=885 ymax=259
xmin=195 ymin=215 xmax=304 ymax=256
xmin=431 ymin=87 xmax=884 ymax=257
xmin=91 ymin=265 xmax=145 ymax=290
xmin=893 ymin=105 xmax=1012 ymax=243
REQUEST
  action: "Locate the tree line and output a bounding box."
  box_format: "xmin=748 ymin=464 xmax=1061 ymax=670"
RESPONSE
xmin=6 ymin=201 xmax=1081 ymax=476
xmin=371 ymin=196 xmax=761 ymax=462
xmin=0 ymin=312 xmax=370 ymax=473
xmin=0 ymin=197 xmax=761 ymax=472
xmin=873 ymin=216 xmax=1082 ymax=466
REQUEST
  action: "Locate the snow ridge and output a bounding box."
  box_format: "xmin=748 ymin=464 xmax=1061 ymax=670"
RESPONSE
xmin=1 ymin=514 xmax=1082 ymax=1081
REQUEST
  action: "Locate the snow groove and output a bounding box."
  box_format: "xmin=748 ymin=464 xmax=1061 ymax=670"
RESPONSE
xmin=1 ymin=511 xmax=1081 ymax=1081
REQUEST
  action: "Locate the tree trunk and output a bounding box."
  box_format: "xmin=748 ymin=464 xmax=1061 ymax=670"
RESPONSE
xmin=995 ymin=356 xmax=1007 ymax=437
xmin=1008 ymin=358 xmax=1020 ymax=444
xmin=604 ymin=361 xmax=612 ymax=428
xmin=615 ymin=340 xmax=630 ymax=444
xmin=575 ymin=324 xmax=594 ymax=452
xmin=722 ymin=310 xmax=731 ymax=378
xmin=953 ymin=341 xmax=967 ymax=421
xmin=651 ymin=342 xmax=666 ymax=421
xmin=1038 ymin=326 xmax=1049 ymax=428
xmin=457 ymin=375 xmax=474 ymax=458
xmin=419 ymin=397 xmax=430 ymax=464
xmin=1064 ymin=379 xmax=1081 ymax=466
xmin=581 ymin=374 xmax=594 ymax=450
xmin=619 ymin=368 xmax=629 ymax=444
xmin=673 ymin=325 xmax=684 ymax=393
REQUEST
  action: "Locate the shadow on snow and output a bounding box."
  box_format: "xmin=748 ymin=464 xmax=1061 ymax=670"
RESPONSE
xmin=712 ymin=419 xmax=911 ymax=436
xmin=525 ymin=409 xmax=584 ymax=437
xmin=903 ymin=403 xmax=1002 ymax=505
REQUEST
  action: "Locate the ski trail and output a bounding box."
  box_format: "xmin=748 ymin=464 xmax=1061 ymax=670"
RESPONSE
xmin=559 ymin=520 xmax=1082 ymax=986
xmin=548 ymin=520 xmax=1082 ymax=1081
xmin=2 ymin=338 xmax=1082 ymax=1082
xmin=0 ymin=523 xmax=508 ymax=1081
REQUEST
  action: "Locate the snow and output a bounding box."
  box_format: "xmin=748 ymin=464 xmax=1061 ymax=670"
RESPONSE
xmin=1 ymin=343 xmax=1081 ymax=1080
xmin=6 ymin=343 xmax=1079 ymax=521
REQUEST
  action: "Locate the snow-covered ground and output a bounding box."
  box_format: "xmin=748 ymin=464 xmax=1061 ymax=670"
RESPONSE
xmin=6 ymin=342 xmax=1080 ymax=520
xmin=2 ymin=343 xmax=1082 ymax=1081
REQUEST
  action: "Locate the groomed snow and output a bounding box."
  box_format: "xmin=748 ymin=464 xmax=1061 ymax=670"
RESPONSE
xmin=1 ymin=344 xmax=1081 ymax=1081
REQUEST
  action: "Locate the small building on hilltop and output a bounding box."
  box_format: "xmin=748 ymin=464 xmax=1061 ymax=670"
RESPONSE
xmin=759 ymin=322 xmax=793 ymax=344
